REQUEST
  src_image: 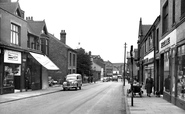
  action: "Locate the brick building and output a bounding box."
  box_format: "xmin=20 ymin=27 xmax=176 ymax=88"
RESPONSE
xmin=0 ymin=1 xmax=58 ymax=94
xmin=48 ymin=30 xmax=77 ymax=83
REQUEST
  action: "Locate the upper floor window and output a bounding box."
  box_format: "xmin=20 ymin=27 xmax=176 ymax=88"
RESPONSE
xmin=27 ymin=35 xmax=40 ymax=50
xmin=162 ymin=1 xmax=169 ymax=34
xmin=156 ymin=29 xmax=159 ymax=51
xmin=69 ymin=53 xmax=72 ymax=66
xmin=172 ymin=0 xmax=175 ymax=23
xmin=11 ymin=23 xmax=20 ymax=46
xmin=73 ymin=54 xmax=76 ymax=67
xmin=181 ymin=0 xmax=185 ymax=17
xmin=45 ymin=39 xmax=49 ymax=55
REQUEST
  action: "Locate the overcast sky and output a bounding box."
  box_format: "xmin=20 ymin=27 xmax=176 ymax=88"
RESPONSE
xmin=18 ymin=0 xmax=160 ymax=63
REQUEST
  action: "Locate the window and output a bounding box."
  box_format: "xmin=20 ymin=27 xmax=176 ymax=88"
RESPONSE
xmin=11 ymin=23 xmax=20 ymax=45
xmin=156 ymin=29 xmax=159 ymax=51
xmin=73 ymin=54 xmax=76 ymax=67
xmin=172 ymin=0 xmax=175 ymax=23
xmin=27 ymin=36 xmax=40 ymax=50
xmin=69 ymin=53 xmax=72 ymax=66
xmin=45 ymin=39 xmax=49 ymax=55
xmin=162 ymin=1 xmax=168 ymax=34
xmin=181 ymin=0 xmax=185 ymax=17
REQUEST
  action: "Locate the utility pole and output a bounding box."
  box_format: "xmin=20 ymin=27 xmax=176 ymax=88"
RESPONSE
xmin=123 ymin=42 xmax=127 ymax=86
xmin=130 ymin=45 xmax=134 ymax=106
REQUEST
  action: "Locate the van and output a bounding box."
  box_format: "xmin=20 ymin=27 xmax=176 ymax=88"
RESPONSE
xmin=63 ymin=73 xmax=82 ymax=90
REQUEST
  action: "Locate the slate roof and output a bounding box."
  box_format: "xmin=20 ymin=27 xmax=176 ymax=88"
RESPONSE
xmin=27 ymin=21 xmax=46 ymax=37
xmin=0 ymin=2 xmax=18 ymax=13
xmin=48 ymin=33 xmax=75 ymax=51
xmin=142 ymin=25 xmax=151 ymax=36
xmin=0 ymin=2 xmax=24 ymax=18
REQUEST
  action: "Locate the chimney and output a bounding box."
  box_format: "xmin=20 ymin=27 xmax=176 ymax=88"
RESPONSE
xmin=60 ymin=30 xmax=66 ymax=44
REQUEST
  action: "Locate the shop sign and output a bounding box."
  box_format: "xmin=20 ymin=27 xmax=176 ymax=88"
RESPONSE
xmin=4 ymin=50 xmax=21 ymax=64
xmin=148 ymin=58 xmax=154 ymax=63
xmin=161 ymin=37 xmax=170 ymax=48
xmin=159 ymin=29 xmax=176 ymax=52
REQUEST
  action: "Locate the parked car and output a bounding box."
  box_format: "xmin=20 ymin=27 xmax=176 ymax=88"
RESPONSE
xmin=63 ymin=73 xmax=82 ymax=90
xmin=112 ymin=75 xmax=118 ymax=81
xmin=102 ymin=77 xmax=108 ymax=82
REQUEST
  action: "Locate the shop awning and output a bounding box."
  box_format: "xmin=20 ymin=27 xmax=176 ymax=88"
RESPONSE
xmin=30 ymin=52 xmax=59 ymax=70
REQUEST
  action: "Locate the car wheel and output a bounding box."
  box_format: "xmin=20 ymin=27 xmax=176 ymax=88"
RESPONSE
xmin=75 ymin=87 xmax=78 ymax=90
xmin=63 ymin=88 xmax=66 ymax=91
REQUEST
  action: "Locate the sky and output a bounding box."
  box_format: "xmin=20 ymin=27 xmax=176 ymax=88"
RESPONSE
xmin=18 ymin=0 xmax=160 ymax=63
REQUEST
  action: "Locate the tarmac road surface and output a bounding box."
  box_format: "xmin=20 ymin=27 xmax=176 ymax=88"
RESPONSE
xmin=0 ymin=81 xmax=126 ymax=114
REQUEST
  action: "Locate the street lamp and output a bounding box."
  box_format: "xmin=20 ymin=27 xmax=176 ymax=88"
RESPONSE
xmin=123 ymin=43 xmax=127 ymax=86
xmin=127 ymin=45 xmax=134 ymax=106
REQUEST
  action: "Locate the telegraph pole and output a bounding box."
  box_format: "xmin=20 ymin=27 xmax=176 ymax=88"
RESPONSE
xmin=130 ymin=45 xmax=134 ymax=106
xmin=123 ymin=43 xmax=127 ymax=86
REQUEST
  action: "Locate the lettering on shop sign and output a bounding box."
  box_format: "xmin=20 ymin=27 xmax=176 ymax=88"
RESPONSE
xmin=161 ymin=37 xmax=170 ymax=48
xmin=8 ymin=52 xmax=18 ymax=61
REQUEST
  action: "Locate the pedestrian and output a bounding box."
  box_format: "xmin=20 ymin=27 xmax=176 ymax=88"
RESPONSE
xmin=25 ymin=76 xmax=29 ymax=91
xmin=145 ymin=75 xmax=153 ymax=97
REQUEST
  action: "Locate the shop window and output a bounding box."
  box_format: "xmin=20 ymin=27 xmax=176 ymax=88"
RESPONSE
xmin=164 ymin=51 xmax=170 ymax=93
xmin=3 ymin=64 xmax=21 ymax=88
xmin=177 ymin=45 xmax=185 ymax=100
xmin=171 ymin=49 xmax=176 ymax=96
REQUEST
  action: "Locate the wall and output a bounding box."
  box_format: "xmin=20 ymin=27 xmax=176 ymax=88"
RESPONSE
xmin=48 ymin=36 xmax=68 ymax=82
xmin=42 ymin=67 xmax=48 ymax=89
xmin=0 ymin=9 xmax=27 ymax=48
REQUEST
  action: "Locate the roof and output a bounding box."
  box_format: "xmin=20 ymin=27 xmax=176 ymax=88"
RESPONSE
xmin=0 ymin=2 xmax=24 ymax=18
xmin=48 ymin=33 xmax=75 ymax=51
xmin=27 ymin=21 xmax=46 ymax=37
xmin=142 ymin=25 xmax=152 ymax=36
xmin=0 ymin=2 xmax=18 ymax=13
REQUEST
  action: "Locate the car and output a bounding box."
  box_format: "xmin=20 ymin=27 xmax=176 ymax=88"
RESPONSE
xmin=102 ymin=77 xmax=108 ymax=82
xmin=112 ymin=75 xmax=118 ymax=81
xmin=63 ymin=73 xmax=82 ymax=90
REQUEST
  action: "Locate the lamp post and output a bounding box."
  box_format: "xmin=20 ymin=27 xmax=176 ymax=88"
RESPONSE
xmin=123 ymin=43 xmax=127 ymax=86
xmin=130 ymin=45 xmax=134 ymax=106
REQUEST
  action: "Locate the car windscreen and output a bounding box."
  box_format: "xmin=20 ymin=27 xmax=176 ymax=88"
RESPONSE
xmin=66 ymin=76 xmax=76 ymax=80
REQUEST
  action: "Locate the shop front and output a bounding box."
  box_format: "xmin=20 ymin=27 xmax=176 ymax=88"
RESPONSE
xmin=1 ymin=49 xmax=22 ymax=94
xmin=143 ymin=51 xmax=154 ymax=86
xmin=159 ymin=29 xmax=176 ymax=103
xmin=176 ymin=22 xmax=185 ymax=109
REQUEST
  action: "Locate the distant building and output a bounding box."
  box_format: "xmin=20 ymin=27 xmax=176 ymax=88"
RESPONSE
xmin=104 ymin=61 xmax=113 ymax=77
xmin=90 ymin=53 xmax=105 ymax=80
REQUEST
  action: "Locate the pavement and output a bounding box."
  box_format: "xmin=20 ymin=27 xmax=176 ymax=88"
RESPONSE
xmin=0 ymin=82 xmax=94 ymax=104
xmin=0 ymin=81 xmax=185 ymax=114
xmin=124 ymin=81 xmax=185 ymax=114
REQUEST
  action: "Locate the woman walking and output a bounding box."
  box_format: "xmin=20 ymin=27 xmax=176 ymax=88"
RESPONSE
xmin=145 ymin=75 xmax=153 ymax=97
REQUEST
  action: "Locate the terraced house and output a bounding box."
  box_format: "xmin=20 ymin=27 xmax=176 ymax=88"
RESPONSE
xmin=0 ymin=1 xmax=59 ymax=94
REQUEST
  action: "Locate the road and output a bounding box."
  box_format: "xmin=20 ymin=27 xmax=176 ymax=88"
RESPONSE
xmin=0 ymin=81 xmax=126 ymax=114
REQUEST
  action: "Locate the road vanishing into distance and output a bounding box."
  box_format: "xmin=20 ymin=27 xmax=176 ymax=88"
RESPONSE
xmin=0 ymin=81 xmax=126 ymax=114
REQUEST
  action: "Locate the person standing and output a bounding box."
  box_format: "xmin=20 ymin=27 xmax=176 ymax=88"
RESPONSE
xmin=25 ymin=76 xmax=29 ymax=91
xmin=145 ymin=75 xmax=153 ymax=97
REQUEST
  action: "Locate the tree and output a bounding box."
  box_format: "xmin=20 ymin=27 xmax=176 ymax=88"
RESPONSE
xmin=75 ymin=48 xmax=92 ymax=76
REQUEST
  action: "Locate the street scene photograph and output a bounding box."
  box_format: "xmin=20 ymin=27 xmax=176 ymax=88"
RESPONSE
xmin=1 ymin=0 xmax=185 ymax=114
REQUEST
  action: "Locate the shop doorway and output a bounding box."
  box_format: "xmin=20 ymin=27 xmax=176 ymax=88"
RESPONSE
xmin=160 ymin=54 xmax=164 ymax=94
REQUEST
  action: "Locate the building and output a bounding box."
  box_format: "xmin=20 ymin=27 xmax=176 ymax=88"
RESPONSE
xmin=138 ymin=17 xmax=160 ymax=90
xmin=0 ymin=1 xmax=58 ymax=94
xmin=104 ymin=60 xmax=113 ymax=77
xmin=137 ymin=0 xmax=185 ymax=110
xmin=158 ymin=0 xmax=185 ymax=110
xmin=48 ymin=30 xmax=77 ymax=83
xmin=90 ymin=54 xmax=105 ymax=81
